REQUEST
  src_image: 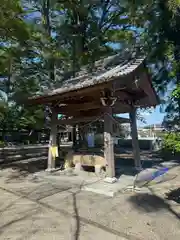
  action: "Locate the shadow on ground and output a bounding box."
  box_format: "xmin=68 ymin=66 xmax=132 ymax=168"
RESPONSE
xmin=165 ymin=188 xmax=180 ymax=204
xmin=128 ymin=193 xmax=180 ymax=220
xmin=0 ymin=156 xmax=65 ymax=179
xmin=1 ymin=147 xmax=179 ymax=184
xmin=115 ymin=149 xmax=165 ymax=169
xmin=0 ymin=158 xmax=48 ymax=180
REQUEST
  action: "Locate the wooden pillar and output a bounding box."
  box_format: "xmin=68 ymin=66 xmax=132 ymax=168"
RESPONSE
xmin=47 ymin=108 xmax=57 ymax=170
xmin=129 ymin=108 xmax=141 ymax=169
xmin=72 ymin=125 xmax=77 ymax=149
xmin=104 ymin=106 xmax=115 ymax=178
xmin=68 ymin=127 xmax=72 ymax=141
xmin=79 ymin=122 xmax=87 ymax=148
xmin=76 ymin=125 xmax=80 ymax=147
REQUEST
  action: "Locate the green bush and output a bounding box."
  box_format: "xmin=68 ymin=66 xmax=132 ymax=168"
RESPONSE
xmin=0 ymin=140 xmax=5 ymax=147
xmin=162 ymin=132 xmax=180 ymax=153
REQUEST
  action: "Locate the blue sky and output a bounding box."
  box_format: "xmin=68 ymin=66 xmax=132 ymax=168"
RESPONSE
xmin=141 ymin=106 xmax=164 ymax=125
xmin=138 ymin=106 xmax=164 ymax=126
xmin=120 ymin=105 xmax=165 ymax=126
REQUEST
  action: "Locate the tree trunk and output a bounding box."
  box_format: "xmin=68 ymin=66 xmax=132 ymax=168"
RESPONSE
xmin=174 ymin=45 xmax=180 ymax=118
xmin=2 ymin=59 xmax=13 ymax=140
xmin=42 ymin=0 xmax=55 ymax=85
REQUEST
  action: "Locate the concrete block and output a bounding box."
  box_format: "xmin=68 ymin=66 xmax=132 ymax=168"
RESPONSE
xmin=45 ymin=168 xmax=56 ymax=173
xmin=82 ymin=186 xmax=116 ymax=197
xmin=103 ymin=177 xmax=117 ymax=184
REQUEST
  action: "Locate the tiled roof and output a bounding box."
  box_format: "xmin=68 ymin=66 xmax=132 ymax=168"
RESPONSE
xmin=34 ymin=46 xmax=145 ymax=98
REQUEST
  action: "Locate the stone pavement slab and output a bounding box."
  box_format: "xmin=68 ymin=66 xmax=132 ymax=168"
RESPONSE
xmin=82 ymin=175 xmax=135 ymax=197
xmin=40 ymin=186 xmax=180 ymax=240
xmin=0 ymin=188 xmax=126 ymax=240
xmin=0 ymin=165 xmax=180 ymax=240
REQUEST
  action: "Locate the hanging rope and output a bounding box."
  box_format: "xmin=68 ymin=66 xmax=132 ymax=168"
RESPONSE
xmin=58 ymin=112 xmax=127 ymax=131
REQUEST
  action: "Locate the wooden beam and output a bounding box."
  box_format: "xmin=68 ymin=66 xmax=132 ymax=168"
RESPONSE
xmin=56 ymin=115 xmax=103 ymax=125
xmin=57 ymin=101 xmax=101 ymax=113
xmin=104 ymin=106 xmax=115 ymax=177
xmin=58 ymin=100 xmax=132 ymax=117
xmin=55 ymin=89 xmax=135 ymax=117
xmin=135 ymin=66 xmax=158 ymax=106
xmin=58 ymin=108 xmax=102 ymax=118
xmin=56 ymin=95 xmax=95 ymax=105
xmin=113 ymin=75 xmax=132 ymax=91
xmin=113 ymin=70 xmax=143 ymax=91
xmin=113 ymin=100 xmax=132 ymax=114
xmin=28 ymin=82 xmax=111 ymax=105
xmin=129 ymin=108 xmax=141 ymax=169
xmin=53 ymin=92 xmax=102 ymax=106
xmin=114 ymin=116 xmax=130 ymax=123
xmin=114 ymin=90 xmax=133 ymax=99
xmin=72 ymin=125 xmax=77 ymax=148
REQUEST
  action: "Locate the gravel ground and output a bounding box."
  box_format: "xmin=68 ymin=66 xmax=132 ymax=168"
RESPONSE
xmin=0 ymin=160 xmax=180 ymax=240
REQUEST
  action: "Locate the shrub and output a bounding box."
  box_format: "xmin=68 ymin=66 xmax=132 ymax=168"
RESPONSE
xmin=0 ymin=140 xmax=5 ymax=147
xmin=162 ymin=132 xmax=180 ymax=154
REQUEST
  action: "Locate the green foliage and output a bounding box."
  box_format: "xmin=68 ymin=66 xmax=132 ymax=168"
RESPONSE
xmin=2 ymin=0 xmax=180 ymax=133
xmin=172 ymin=85 xmax=180 ymax=99
xmin=128 ymin=0 xmax=180 ymax=130
xmin=0 ymin=140 xmax=5 ymax=147
xmin=0 ymin=90 xmax=8 ymax=122
xmin=162 ymin=132 xmax=180 ymax=153
xmin=1 ymin=0 xmax=141 ymax=131
xmin=0 ymin=0 xmax=30 ymax=41
xmin=167 ymin=0 xmax=180 ymax=13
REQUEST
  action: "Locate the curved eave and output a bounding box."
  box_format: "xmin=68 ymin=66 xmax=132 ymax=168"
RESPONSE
xmin=27 ymin=58 xmax=145 ymax=105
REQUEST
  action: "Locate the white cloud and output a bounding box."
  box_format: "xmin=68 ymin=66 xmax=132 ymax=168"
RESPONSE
xmin=143 ymin=111 xmax=151 ymax=116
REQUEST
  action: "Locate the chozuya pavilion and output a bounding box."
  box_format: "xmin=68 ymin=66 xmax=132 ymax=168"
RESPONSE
xmin=28 ymin=46 xmax=159 ymax=178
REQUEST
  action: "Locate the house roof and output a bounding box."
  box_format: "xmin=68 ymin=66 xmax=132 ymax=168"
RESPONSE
xmin=29 ymin=46 xmax=146 ymax=102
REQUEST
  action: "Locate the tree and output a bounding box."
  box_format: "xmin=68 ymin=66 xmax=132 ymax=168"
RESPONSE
xmin=0 ymin=0 xmax=30 ymax=41
xmin=149 ymin=1 xmax=180 ymax=129
xmin=125 ymin=1 xmax=180 ymax=129
xmin=0 ymin=90 xmax=8 ymax=122
xmin=1 ymin=0 xmax=168 ymax=132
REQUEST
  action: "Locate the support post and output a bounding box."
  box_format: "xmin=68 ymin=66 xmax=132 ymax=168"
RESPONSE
xmin=72 ymin=125 xmax=77 ymax=150
xmin=129 ymin=108 xmax=141 ymax=169
xmin=47 ymin=108 xmax=57 ymax=171
xmin=104 ymin=106 xmax=115 ymax=178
